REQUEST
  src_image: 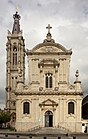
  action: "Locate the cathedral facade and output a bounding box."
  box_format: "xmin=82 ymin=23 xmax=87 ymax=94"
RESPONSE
xmin=6 ymin=12 xmax=83 ymax=132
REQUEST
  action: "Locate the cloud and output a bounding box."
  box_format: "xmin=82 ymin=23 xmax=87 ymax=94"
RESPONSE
xmin=8 ymin=0 xmax=14 ymax=5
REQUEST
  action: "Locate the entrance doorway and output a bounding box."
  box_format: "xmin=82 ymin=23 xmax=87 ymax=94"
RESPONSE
xmin=45 ymin=111 xmax=53 ymax=127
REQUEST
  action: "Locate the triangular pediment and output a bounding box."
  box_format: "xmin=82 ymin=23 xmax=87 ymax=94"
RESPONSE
xmin=39 ymin=99 xmax=58 ymax=106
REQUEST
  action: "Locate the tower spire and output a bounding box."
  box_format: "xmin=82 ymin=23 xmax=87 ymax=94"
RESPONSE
xmin=12 ymin=11 xmax=21 ymax=34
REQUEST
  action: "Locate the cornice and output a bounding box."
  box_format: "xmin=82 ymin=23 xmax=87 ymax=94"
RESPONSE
xmin=15 ymin=90 xmax=83 ymax=96
xmin=74 ymin=81 xmax=81 ymax=84
xmin=26 ymin=51 xmax=72 ymax=56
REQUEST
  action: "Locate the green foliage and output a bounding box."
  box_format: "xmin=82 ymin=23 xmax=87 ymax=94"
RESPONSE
xmin=0 ymin=112 xmax=11 ymax=126
xmin=9 ymin=127 xmax=16 ymax=131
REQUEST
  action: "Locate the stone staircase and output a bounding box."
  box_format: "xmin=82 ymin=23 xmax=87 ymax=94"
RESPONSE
xmin=58 ymin=124 xmax=71 ymax=133
xmin=30 ymin=127 xmax=70 ymax=135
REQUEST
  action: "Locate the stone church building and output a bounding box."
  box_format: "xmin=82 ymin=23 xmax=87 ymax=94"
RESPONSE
xmin=6 ymin=11 xmax=83 ymax=132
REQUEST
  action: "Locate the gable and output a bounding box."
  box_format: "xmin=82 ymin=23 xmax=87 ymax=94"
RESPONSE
xmin=31 ymin=43 xmax=69 ymax=53
xmin=39 ymin=99 xmax=58 ymax=106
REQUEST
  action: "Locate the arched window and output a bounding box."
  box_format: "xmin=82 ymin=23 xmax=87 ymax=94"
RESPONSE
xmin=13 ymin=46 xmax=17 ymax=65
xmin=68 ymin=102 xmax=74 ymax=114
xmin=23 ymin=102 xmax=30 ymax=114
xmin=45 ymin=73 xmax=52 ymax=88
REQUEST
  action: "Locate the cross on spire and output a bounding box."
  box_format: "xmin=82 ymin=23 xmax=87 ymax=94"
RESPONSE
xmin=46 ymin=24 xmax=52 ymax=33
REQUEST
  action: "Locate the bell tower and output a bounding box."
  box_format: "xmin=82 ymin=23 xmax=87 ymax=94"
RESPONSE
xmin=6 ymin=11 xmax=25 ymax=115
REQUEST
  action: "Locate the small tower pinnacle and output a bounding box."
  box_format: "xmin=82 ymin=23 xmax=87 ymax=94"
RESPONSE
xmin=75 ymin=69 xmax=79 ymax=81
xmin=12 ymin=11 xmax=21 ymax=34
xmin=74 ymin=70 xmax=82 ymax=92
xmin=74 ymin=69 xmax=81 ymax=84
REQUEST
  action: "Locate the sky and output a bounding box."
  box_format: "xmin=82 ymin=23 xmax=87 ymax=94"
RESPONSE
xmin=0 ymin=0 xmax=88 ymax=109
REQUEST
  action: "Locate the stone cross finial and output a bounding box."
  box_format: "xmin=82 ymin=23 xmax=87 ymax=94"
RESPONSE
xmin=46 ymin=24 xmax=52 ymax=33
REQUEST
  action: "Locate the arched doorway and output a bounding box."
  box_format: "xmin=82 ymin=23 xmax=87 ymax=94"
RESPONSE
xmin=45 ymin=111 xmax=53 ymax=127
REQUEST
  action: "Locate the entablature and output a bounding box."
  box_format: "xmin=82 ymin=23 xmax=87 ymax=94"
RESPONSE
xmin=15 ymin=90 xmax=83 ymax=96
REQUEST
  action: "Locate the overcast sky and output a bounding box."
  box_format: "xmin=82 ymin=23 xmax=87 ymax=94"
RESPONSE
xmin=0 ymin=0 xmax=88 ymax=109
